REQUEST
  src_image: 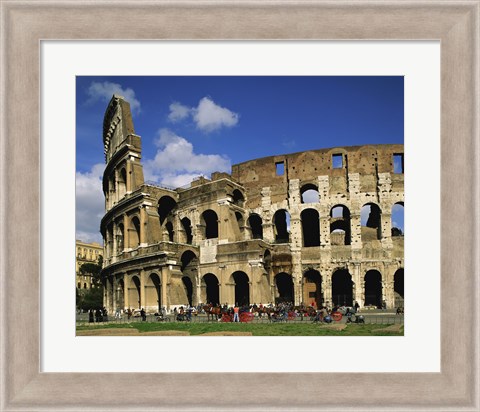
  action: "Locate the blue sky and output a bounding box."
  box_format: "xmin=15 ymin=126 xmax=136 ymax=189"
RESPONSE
xmin=76 ymin=76 xmax=404 ymax=243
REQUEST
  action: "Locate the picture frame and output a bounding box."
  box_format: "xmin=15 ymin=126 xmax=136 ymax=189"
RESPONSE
xmin=1 ymin=1 xmax=478 ymax=410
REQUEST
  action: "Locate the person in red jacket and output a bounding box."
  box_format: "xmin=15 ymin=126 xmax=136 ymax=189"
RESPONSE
xmin=233 ymin=305 xmax=240 ymax=322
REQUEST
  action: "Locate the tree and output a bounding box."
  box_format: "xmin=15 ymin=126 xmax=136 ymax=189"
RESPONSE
xmin=79 ymin=255 xmax=103 ymax=286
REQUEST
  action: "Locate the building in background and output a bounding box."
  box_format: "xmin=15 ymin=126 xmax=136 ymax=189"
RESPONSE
xmin=100 ymin=95 xmax=404 ymax=313
xmin=76 ymin=240 xmax=103 ymax=290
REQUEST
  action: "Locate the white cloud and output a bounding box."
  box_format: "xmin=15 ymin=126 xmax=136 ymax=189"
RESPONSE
xmin=144 ymin=129 xmax=231 ymax=187
xmin=76 ymin=164 xmax=105 ymax=244
xmin=168 ymin=102 xmax=191 ymax=123
xmin=166 ymin=97 xmax=239 ymax=133
xmin=193 ymin=97 xmax=239 ymax=132
xmin=86 ymin=81 xmax=141 ymax=114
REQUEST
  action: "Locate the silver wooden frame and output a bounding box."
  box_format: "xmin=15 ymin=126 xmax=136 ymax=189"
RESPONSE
xmin=1 ymin=1 xmax=479 ymax=411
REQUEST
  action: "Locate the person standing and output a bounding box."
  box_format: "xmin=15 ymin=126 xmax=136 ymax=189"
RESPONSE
xmin=140 ymin=308 xmax=146 ymax=321
xmin=233 ymin=305 xmax=240 ymax=322
xmin=88 ymin=309 xmax=94 ymax=323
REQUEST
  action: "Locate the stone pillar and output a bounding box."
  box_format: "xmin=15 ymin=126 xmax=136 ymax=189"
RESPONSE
xmin=381 ymin=212 xmax=393 ymax=248
xmin=123 ymin=275 xmax=130 ymax=309
xmin=350 ymin=212 xmax=362 ymax=249
xmin=322 ymin=271 xmax=332 ymax=308
xmin=290 ymin=215 xmax=302 ymax=248
xmin=139 ymin=270 xmax=146 ymax=309
xmin=261 ymin=187 xmax=274 ymax=242
xmin=351 ymin=263 xmax=363 ymax=307
xmin=123 ymin=214 xmax=130 ymax=250
xmin=161 ymin=266 xmax=169 ymax=310
xmin=139 ymin=206 xmax=147 ymax=245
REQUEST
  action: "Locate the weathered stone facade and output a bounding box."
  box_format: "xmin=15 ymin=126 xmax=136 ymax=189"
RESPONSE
xmin=100 ymin=95 xmax=404 ymax=313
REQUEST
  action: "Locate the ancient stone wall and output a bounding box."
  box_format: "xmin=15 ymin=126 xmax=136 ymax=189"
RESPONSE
xmin=100 ymin=96 xmax=404 ymax=314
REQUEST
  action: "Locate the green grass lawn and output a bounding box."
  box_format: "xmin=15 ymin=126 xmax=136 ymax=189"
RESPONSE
xmin=76 ymin=322 xmax=403 ymax=336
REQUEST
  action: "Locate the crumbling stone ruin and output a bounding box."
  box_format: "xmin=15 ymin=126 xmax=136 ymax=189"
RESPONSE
xmin=100 ymin=95 xmax=404 ymax=313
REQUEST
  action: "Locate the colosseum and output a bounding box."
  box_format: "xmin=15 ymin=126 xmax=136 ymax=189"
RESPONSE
xmin=100 ymin=95 xmax=404 ymax=313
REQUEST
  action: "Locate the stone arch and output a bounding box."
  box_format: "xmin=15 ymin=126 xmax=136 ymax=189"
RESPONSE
xmin=364 ymin=270 xmax=382 ymax=308
xmin=180 ymin=250 xmax=198 ymax=306
xmin=394 ymin=268 xmax=404 ymax=307
xmin=165 ymin=221 xmax=174 ymax=241
xmin=128 ymin=275 xmax=141 ymax=309
xmin=201 ymin=209 xmax=218 ymax=239
xmin=182 ymin=276 xmax=193 ymax=307
xmin=330 ymin=205 xmax=351 ymax=245
xmin=158 ymin=196 xmax=177 ymax=226
xmin=273 ymin=209 xmax=290 ymax=243
xmin=232 ymin=271 xmax=250 ymax=306
xmin=303 ymin=269 xmax=322 ymax=307
xmin=129 ymin=215 xmax=141 ymax=248
xmin=300 ymin=183 xmax=319 ymax=203
xmin=274 ymin=272 xmax=294 ymax=304
xmin=235 ymin=211 xmax=244 ymax=236
xmin=181 ymin=217 xmax=193 ymax=244
xmin=301 ymin=208 xmax=320 ymax=247
xmin=232 ymin=189 xmax=245 ymax=207
xmin=202 ymin=273 xmax=220 ymax=305
xmin=332 ymin=269 xmax=353 ymax=306
xmin=391 ymin=202 xmax=404 ymax=236
xmin=248 ymin=213 xmax=263 ymax=239
xmin=116 ymin=222 xmax=124 ymax=253
xmin=145 ymin=273 xmax=162 ymax=312
xmin=361 ymin=203 xmax=382 ymax=241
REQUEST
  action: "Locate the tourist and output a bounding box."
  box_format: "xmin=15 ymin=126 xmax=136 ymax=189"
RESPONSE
xmin=233 ymin=305 xmax=240 ymax=322
xmin=140 ymin=308 xmax=146 ymax=321
xmin=354 ymin=301 xmax=360 ymax=313
xmin=88 ymin=309 xmax=94 ymax=323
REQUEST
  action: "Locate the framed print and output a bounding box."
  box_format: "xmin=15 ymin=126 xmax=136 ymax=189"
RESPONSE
xmin=1 ymin=1 xmax=479 ymax=410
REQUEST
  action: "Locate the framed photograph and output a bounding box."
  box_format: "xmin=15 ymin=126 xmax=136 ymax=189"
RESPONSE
xmin=1 ymin=1 xmax=478 ymax=410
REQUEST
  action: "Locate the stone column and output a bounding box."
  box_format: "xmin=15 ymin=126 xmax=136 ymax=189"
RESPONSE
xmin=350 ymin=212 xmax=362 ymax=249
xmin=123 ymin=214 xmax=129 ymax=250
xmin=161 ymin=266 xmax=170 ymax=310
xmin=139 ymin=206 xmax=147 ymax=245
xmin=123 ymin=275 xmax=130 ymax=309
xmin=322 ymin=271 xmax=332 ymax=308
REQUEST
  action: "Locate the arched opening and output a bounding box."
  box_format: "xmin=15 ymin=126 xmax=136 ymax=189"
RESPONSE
xmin=263 ymin=249 xmax=272 ymax=272
xmin=145 ymin=273 xmax=161 ymax=312
xmin=130 ymin=216 xmax=141 ymax=248
xmin=235 ymin=211 xmax=244 ymax=236
xmin=158 ymin=196 xmax=177 ymax=225
xmin=300 ymin=183 xmax=319 ymax=204
xmin=274 ymin=273 xmax=294 ymax=304
xmin=303 ymin=270 xmax=322 ymax=307
xmin=364 ymin=270 xmax=382 ymax=308
xmin=361 ymin=203 xmax=382 ymax=241
xmin=84 ymin=283 xmax=87 ymax=289
xmin=165 ymin=221 xmax=174 ymax=241
xmin=394 ymin=268 xmax=404 ymax=307
xmin=273 ymin=209 xmax=290 ymax=243
xmin=202 ymin=273 xmax=220 ymax=305
xmin=301 ymin=208 xmax=320 ymax=247
xmin=182 ymin=276 xmax=193 ymax=307
xmin=330 ymin=205 xmax=351 ymax=245
xmin=232 ymin=189 xmax=245 ymax=207
xmin=116 ymin=223 xmax=124 ymax=253
xmin=128 ymin=276 xmax=141 ymax=309
xmin=332 ymin=269 xmax=353 ymax=306
xmin=118 ymin=168 xmax=127 ymax=198
xmin=232 ymin=271 xmax=250 ymax=306
xmin=181 ymin=250 xmax=198 ymax=277
xmin=201 ymin=210 xmax=218 ymax=239
xmin=391 ymin=202 xmax=405 ymax=236
xmin=248 ymin=214 xmax=263 ymax=239
xmin=181 ymin=217 xmax=193 ymax=244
